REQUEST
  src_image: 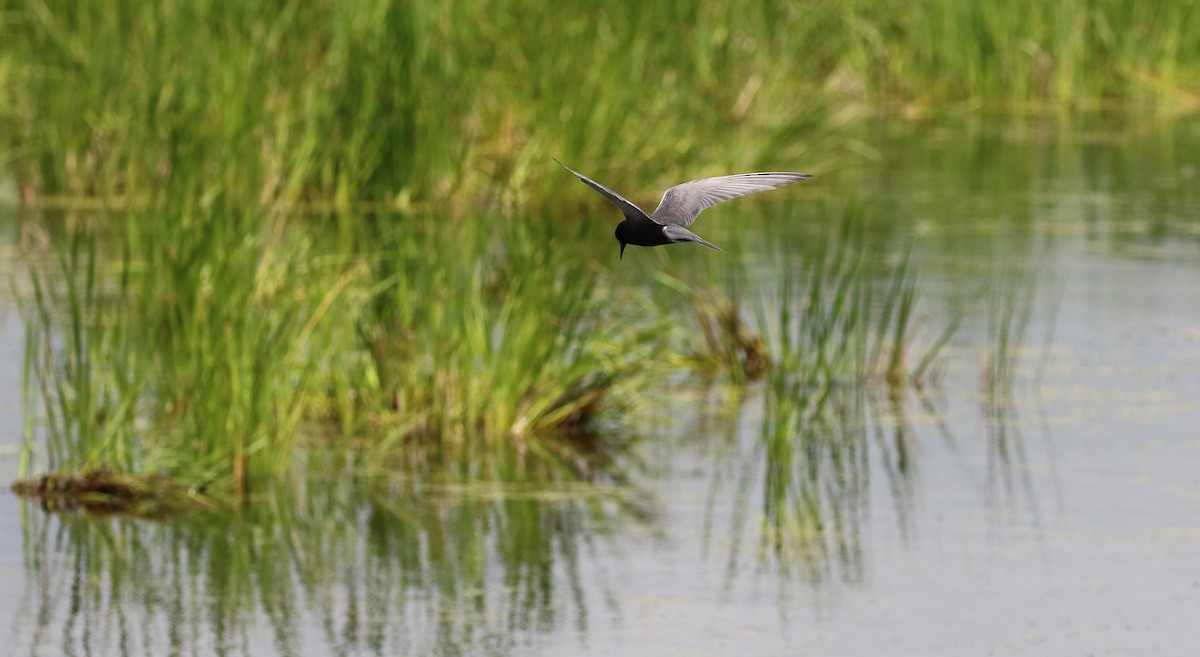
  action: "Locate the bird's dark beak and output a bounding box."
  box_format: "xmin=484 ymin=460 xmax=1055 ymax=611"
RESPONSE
xmin=619 ymin=242 xmax=626 ymax=260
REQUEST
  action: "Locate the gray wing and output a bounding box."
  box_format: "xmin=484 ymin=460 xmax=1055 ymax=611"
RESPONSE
xmin=650 ymin=172 xmax=811 ymax=226
xmin=554 ymin=158 xmax=651 ymax=222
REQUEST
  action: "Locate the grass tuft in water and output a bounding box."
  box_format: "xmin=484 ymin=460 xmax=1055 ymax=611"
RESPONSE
xmin=687 ymin=209 xmax=958 ymax=574
xmin=657 ymin=267 xmax=771 ymax=383
xmin=336 ymin=214 xmax=655 ymax=462
xmin=667 ymin=206 xmax=957 ymax=393
xmin=21 ymin=208 xmax=330 ymax=495
xmin=18 ymin=204 xmax=650 ymax=498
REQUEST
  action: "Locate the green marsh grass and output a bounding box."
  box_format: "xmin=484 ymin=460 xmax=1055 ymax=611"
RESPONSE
xmin=22 ymin=207 xmax=330 ymax=494
xmin=336 ymin=212 xmax=656 ymax=461
xmin=19 ymin=203 xmax=652 ymax=496
xmin=4 ymin=1 xmax=1197 ymax=215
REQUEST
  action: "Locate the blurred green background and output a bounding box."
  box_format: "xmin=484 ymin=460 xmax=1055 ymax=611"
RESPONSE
xmin=5 ymin=1 xmax=1197 ymax=207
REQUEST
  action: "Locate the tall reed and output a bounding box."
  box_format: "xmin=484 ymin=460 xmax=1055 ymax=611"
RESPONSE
xmin=19 ymin=202 xmax=650 ymax=495
xmin=327 ymin=212 xmax=656 ymax=463
xmin=22 ymin=207 xmax=329 ymax=494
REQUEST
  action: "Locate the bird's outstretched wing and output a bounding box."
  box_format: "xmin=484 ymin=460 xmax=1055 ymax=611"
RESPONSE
xmin=650 ymin=172 xmax=811 ymax=227
xmin=554 ymin=158 xmax=651 ymax=222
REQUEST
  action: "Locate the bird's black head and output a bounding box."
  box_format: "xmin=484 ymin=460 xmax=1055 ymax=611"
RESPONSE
xmin=614 ymin=224 xmax=628 ymax=260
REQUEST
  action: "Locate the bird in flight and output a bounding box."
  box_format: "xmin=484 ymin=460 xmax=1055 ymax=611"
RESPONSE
xmin=555 ymin=158 xmax=811 ymax=259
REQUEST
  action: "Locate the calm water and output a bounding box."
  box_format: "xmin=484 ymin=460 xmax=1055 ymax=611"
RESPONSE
xmin=4 ymin=115 xmax=1200 ymax=656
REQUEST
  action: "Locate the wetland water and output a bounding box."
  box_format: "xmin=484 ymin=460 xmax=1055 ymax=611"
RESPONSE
xmin=3 ymin=116 xmax=1200 ymax=656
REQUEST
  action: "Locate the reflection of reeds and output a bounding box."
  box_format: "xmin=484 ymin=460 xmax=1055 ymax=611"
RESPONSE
xmin=679 ymin=210 xmax=956 ymax=581
xmin=759 ymin=389 xmax=870 ymax=581
xmin=753 ymin=222 xmax=882 ymax=577
xmin=979 ymin=264 xmax=1047 ymax=516
xmin=14 ymin=457 xmax=628 ymax=657
xmin=982 ymin=267 xmax=1037 ymax=403
xmin=697 ymin=384 xmax=923 ymax=585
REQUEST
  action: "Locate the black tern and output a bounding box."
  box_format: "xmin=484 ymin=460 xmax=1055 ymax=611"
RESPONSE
xmin=555 ymin=158 xmax=811 ymax=259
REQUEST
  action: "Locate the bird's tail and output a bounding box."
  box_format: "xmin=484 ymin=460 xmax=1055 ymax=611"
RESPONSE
xmin=662 ymin=225 xmax=724 ymax=252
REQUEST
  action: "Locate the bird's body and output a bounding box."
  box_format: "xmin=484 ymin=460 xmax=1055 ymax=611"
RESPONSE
xmin=555 ymin=159 xmax=811 ymax=259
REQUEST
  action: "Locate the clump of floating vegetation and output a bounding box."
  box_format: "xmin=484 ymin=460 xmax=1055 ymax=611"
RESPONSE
xmin=10 ymin=469 xmax=201 ymax=518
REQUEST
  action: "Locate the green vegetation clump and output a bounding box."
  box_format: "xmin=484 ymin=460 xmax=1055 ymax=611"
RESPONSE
xmin=20 ymin=207 xmax=650 ymax=495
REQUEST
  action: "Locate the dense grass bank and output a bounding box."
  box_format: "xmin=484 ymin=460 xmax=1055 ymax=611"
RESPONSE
xmin=2 ymin=1 xmax=1197 ymax=210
